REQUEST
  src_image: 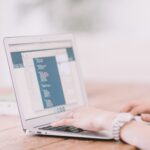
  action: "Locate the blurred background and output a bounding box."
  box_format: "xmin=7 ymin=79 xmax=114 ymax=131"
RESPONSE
xmin=1 ymin=0 xmax=150 ymax=110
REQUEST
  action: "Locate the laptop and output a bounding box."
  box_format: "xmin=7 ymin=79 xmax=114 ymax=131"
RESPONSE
xmin=4 ymin=34 xmax=113 ymax=139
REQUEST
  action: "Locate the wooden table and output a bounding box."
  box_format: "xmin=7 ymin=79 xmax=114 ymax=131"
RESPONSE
xmin=1 ymin=83 xmax=150 ymax=150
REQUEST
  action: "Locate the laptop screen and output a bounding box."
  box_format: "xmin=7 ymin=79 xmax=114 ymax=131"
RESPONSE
xmin=9 ymin=40 xmax=84 ymax=120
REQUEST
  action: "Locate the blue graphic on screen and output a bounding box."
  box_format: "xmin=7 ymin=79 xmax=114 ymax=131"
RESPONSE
xmin=33 ymin=56 xmax=66 ymax=109
xmin=66 ymin=48 xmax=75 ymax=61
xmin=11 ymin=52 xmax=24 ymax=68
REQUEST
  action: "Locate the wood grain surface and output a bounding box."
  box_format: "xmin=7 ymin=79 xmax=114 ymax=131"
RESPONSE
xmin=1 ymin=83 xmax=148 ymax=150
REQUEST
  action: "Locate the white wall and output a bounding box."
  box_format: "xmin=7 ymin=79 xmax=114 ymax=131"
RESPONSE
xmin=76 ymin=33 xmax=150 ymax=83
xmin=0 ymin=0 xmax=55 ymax=87
xmin=76 ymin=0 xmax=150 ymax=83
xmin=1 ymin=0 xmax=150 ymax=87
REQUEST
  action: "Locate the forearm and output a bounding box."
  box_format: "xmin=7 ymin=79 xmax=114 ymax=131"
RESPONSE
xmin=51 ymin=107 xmax=150 ymax=150
xmin=120 ymin=121 xmax=150 ymax=150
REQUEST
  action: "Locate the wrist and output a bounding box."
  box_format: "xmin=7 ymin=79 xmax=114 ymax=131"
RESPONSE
xmin=97 ymin=111 xmax=118 ymax=131
xmin=104 ymin=112 xmax=118 ymax=131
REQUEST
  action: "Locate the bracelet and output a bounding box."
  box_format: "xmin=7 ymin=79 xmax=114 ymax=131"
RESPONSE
xmin=112 ymin=113 xmax=134 ymax=141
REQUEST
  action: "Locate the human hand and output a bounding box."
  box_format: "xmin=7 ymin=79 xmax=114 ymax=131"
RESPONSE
xmin=121 ymin=100 xmax=150 ymax=122
xmin=51 ymin=107 xmax=117 ymax=132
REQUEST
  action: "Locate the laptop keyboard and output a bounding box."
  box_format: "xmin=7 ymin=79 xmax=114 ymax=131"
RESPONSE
xmin=39 ymin=125 xmax=84 ymax=133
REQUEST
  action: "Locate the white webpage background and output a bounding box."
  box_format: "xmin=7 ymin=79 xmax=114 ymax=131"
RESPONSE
xmin=19 ymin=48 xmax=83 ymax=120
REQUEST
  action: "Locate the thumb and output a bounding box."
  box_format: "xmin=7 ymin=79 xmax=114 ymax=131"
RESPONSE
xmin=141 ymin=114 xmax=150 ymax=122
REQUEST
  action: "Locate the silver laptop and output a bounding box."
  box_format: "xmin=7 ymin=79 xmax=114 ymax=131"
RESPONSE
xmin=4 ymin=34 xmax=113 ymax=139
